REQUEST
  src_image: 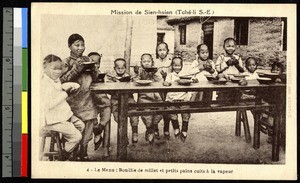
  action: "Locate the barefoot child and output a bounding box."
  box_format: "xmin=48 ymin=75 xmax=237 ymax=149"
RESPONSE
xmin=60 ymin=33 xmax=98 ymax=160
xmin=134 ymin=53 xmax=163 ymax=144
xmin=41 ymin=54 xmax=85 ymax=160
xmin=155 ymin=42 xmax=172 ymax=140
xmin=88 ymin=52 xmax=111 ymax=150
xmin=164 ymin=57 xmax=192 ymax=142
xmin=108 ymin=58 xmax=140 ymax=144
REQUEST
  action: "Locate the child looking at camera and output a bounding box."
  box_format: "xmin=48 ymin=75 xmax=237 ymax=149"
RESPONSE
xmin=88 ymin=52 xmax=111 ymax=151
xmin=134 ymin=53 xmax=163 ymax=144
xmin=154 ymin=42 xmax=172 ymax=140
xmin=190 ymin=44 xmax=218 ymax=78
xmin=164 ymin=57 xmax=192 ymax=142
xmin=244 ymin=57 xmax=259 ymax=80
xmin=215 ymin=38 xmax=244 ymax=103
xmin=60 ymin=33 xmax=98 ymax=161
xmin=41 ymin=54 xmax=85 ymax=161
xmin=108 ymin=58 xmax=140 ymax=144
xmin=189 ymin=44 xmax=216 ymax=102
xmin=215 ymin=38 xmax=244 ymax=76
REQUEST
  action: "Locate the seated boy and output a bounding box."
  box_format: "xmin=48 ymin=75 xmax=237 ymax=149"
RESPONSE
xmin=107 ymin=58 xmax=140 ymax=144
xmin=41 ymin=54 xmax=85 ymax=160
xmin=88 ymin=52 xmax=112 ymax=150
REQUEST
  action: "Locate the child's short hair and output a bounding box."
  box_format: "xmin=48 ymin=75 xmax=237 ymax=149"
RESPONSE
xmin=271 ymin=61 xmax=284 ymax=73
xmin=245 ymin=57 xmax=258 ymax=66
xmin=223 ymin=37 xmax=236 ymax=46
xmin=88 ymin=52 xmax=101 ymax=57
xmin=68 ymin=33 xmax=84 ymax=47
xmin=140 ymin=53 xmax=153 ymax=61
xmin=196 ymin=44 xmax=208 ymax=53
xmin=156 ymin=42 xmax=169 ymax=57
xmin=114 ymin=58 xmax=126 ymax=67
xmin=171 ymin=56 xmax=183 ymax=71
xmin=43 ymin=54 xmax=62 ymax=68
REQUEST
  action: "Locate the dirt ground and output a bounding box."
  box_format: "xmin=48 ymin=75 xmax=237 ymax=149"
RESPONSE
xmin=88 ymin=111 xmax=285 ymax=164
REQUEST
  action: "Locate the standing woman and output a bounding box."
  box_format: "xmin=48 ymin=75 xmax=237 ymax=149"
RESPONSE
xmin=60 ymin=33 xmax=98 ymax=161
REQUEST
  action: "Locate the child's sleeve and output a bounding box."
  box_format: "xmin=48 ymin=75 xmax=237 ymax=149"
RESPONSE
xmin=131 ymin=70 xmax=141 ymax=82
xmin=190 ymin=60 xmax=200 ymax=74
xmin=235 ymin=56 xmax=245 ymax=73
xmin=41 ymin=81 xmax=68 ymax=111
xmin=209 ymin=60 xmax=218 ymax=78
xmin=60 ymin=59 xmax=81 ymax=83
xmin=215 ymin=56 xmax=222 ymax=73
xmin=153 ymin=71 xmax=163 ymax=82
xmin=165 ymin=73 xmax=172 ymax=83
xmin=91 ymin=68 xmax=99 ymax=82
xmin=46 ymin=90 xmax=68 ymax=111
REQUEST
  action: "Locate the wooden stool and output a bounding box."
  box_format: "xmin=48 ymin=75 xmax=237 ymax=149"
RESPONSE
xmin=235 ymin=110 xmax=251 ymax=143
xmin=40 ymin=130 xmax=63 ymax=161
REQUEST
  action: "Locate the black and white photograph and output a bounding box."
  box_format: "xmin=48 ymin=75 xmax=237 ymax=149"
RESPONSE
xmin=31 ymin=3 xmax=297 ymax=180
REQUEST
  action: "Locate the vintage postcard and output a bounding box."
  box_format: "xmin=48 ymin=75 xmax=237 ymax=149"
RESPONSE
xmin=31 ymin=3 xmax=297 ymax=180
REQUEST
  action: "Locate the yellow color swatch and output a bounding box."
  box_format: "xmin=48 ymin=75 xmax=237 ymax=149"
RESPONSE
xmin=22 ymin=91 xmax=28 ymax=134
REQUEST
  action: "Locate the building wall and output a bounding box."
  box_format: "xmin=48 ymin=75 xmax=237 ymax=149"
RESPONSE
xmin=212 ymin=18 xmax=234 ymax=60
xmin=238 ymin=18 xmax=286 ymax=67
xmin=170 ymin=17 xmax=286 ymax=69
xmin=157 ymin=30 xmax=175 ymax=57
xmin=174 ymin=22 xmax=201 ymax=62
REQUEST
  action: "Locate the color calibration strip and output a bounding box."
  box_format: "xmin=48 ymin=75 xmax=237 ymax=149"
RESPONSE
xmin=2 ymin=7 xmax=28 ymax=177
xmin=21 ymin=8 xmax=28 ymax=177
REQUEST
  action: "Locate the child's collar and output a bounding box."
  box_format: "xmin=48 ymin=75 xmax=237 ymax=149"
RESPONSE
xmin=43 ymin=73 xmax=60 ymax=83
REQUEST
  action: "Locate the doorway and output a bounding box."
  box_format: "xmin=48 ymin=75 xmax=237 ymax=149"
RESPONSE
xmin=202 ymin=23 xmax=214 ymax=59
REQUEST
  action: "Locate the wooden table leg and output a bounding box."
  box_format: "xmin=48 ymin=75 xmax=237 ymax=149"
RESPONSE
xmin=253 ymin=110 xmax=260 ymax=149
xmin=117 ymin=93 xmax=128 ymax=161
xmin=235 ymin=111 xmax=241 ymax=136
xmin=272 ymin=89 xmax=284 ymax=161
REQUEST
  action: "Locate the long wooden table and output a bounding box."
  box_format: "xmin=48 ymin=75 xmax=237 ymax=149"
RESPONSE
xmin=90 ymin=80 xmax=286 ymax=162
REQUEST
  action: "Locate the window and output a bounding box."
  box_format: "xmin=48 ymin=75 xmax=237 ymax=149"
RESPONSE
xmin=179 ymin=25 xmax=186 ymax=45
xmin=157 ymin=33 xmax=165 ymax=45
xmin=234 ymin=18 xmax=249 ymax=45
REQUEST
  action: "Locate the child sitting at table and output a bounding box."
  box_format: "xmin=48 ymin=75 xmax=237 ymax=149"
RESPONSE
xmin=244 ymin=57 xmax=259 ymax=80
xmin=88 ymin=52 xmax=111 ymax=150
xmin=215 ymin=38 xmax=244 ymax=104
xmin=108 ymin=58 xmax=140 ymax=144
xmin=164 ymin=56 xmax=192 ymax=142
xmin=189 ymin=44 xmax=217 ymax=102
xmin=154 ymin=42 xmax=172 ymax=140
xmin=134 ymin=53 xmax=163 ymax=144
xmin=60 ymin=33 xmax=98 ymax=161
xmin=41 ymin=54 xmax=85 ymax=161
xmin=190 ymin=44 xmax=218 ymax=77
xmin=215 ymin=38 xmax=245 ymax=76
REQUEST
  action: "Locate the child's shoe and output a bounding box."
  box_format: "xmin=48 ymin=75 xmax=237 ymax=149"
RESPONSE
xmin=132 ymin=133 xmax=138 ymax=144
xmin=61 ymin=149 xmax=71 ymax=161
xmin=174 ymin=129 xmax=180 ymax=139
xmin=94 ymin=134 xmax=103 ymax=151
xmin=164 ymin=131 xmax=170 ymax=140
xmin=154 ymin=131 xmax=160 ymax=140
xmin=180 ymin=132 xmax=187 ymax=143
xmin=148 ymin=133 xmax=155 ymax=145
